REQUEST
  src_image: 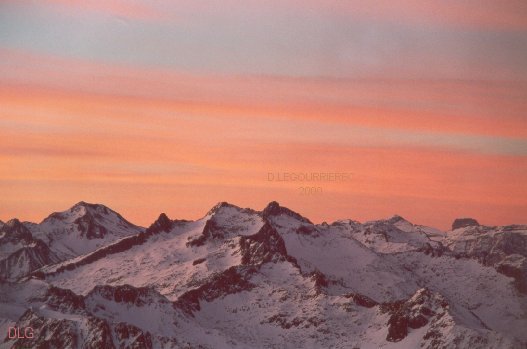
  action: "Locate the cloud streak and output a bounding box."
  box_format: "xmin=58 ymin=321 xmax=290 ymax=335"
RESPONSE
xmin=1 ymin=2 xmax=526 ymax=229
xmin=1 ymin=1 xmax=526 ymax=79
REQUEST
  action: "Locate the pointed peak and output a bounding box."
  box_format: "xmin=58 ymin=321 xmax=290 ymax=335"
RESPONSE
xmin=206 ymin=201 xmax=241 ymax=216
xmin=387 ymin=215 xmax=410 ymax=224
xmin=154 ymin=213 xmax=171 ymax=227
xmin=262 ymin=201 xmax=312 ymax=224
xmin=5 ymin=218 xmax=22 ymax=227
xmin=146 ymin=213 xmax=173 ymax=234
xmin=264 ymin=201 xmax=280 ymax=210
xmin=157 ymin=212 xmax=170 ymax=222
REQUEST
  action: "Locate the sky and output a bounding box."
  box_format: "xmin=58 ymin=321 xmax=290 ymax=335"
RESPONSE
xmin=1 ymin=0 xmax=526 ymax=230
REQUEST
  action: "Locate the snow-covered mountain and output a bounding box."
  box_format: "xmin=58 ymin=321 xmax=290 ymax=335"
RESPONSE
xmin=1 ymin=201 xmax=526 ymax=348
xmin=27 ymin=201 xmax=144 ymax=259
xmin=0 ymin=219 xmax=60 ymax=280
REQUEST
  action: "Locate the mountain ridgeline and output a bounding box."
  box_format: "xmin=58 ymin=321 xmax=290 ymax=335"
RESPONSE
xmin=1 ymin=201 xmax=526 ymax=349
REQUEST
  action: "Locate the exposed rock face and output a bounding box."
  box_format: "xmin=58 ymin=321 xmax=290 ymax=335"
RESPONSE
xmin=34 ymin=201 xmax=145 ymax=260
xmin=445 ymin=225 xmax=527 ymax=293
xmin=0 ymin=218 xmax=60 ymax=280
xmin=239 ymin=222 xmax=296 ymax=266
xmin=382 ymin=288 xmax=448 ymax=342
xmin=114 ymin=322 xmax=153 ymax=349
xmin=262 ymin=313 xmax=325 ymax=330
xmin=175 ymin=266 xmax=256 ymax=315
xmin=145 ymin=213 xmax=173 ymax=235
xmin=343 ymin=293 xmax=378 ymax=308
xmin=296 ymin=224 xmax=319 ymax=236
xmin=187 ymin=219 xmax=223 ymax=247
xmin=187 ymin=202 xmax=265 ymax=250
xmin=0 ymin=240 xmax=58 ymax=280
xmin=44 ymin=286 xmax=86 ymax=314
xmin=0 ymin=219 xmax=34 ymax=243
xmin=387 ymin=215 xmax=407 ymax=224
xmin=1 ymin=284 xmax=170 ymax=349
xmin=44 ymin=202 xmax=111 ymax=224
xmin=262 ymin=201 xmax=312 ymax=224
xmin=496 ymin=254 xmax=527 ymax=293
xmin=309 ymin=269 xmax=329 ymax=295
xmin=4 ymin=310 xmax=114 ymax=349
xmin=192 ymin=257 xmax=206 ymax=265
xmin=74 ymin=212 xmax=108 ymax=239
xmin=417 ymin=242 xmax=446 ymax=257
xmin=43 ymin=202 xmax=131 ymax=240
xmin=452 ymin=218 xmax=480 ymax=230
xmin=206 ymin=201 xmax=250 ymax=216
xmin=88 ymin=284 xmax=164 ymax=307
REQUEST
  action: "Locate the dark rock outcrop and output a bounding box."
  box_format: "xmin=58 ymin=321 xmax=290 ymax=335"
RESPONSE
xmin=192 ymin=258 xmax=206 ymax=265
xmin=296 ymin=224 xmax=319 ymax=236
xmin=175 ymin=266 xmax=256 ymax=315
xmin=44 ymin=286 xmax=86 ymax=314
xmin=4 ymin=310 xmax=115 ymax=349
xmin=146 ymin=213 xmax=173 ymax=235
xmin=0 ymin=240 xmax=59 ymax=280
xmin=114 ymin=322 xmax=153 ymax=349
xmin=309 ymin=269 xmax=330 ymax=295
xmin=387 ymin=215 xmax=408 ymax=224
xmin=0 ymin=218 xmax=62 ymax=280
xmin=417 ymin=242 xmax=446 ymax=257
xmin=87 ymin=284 xmax=167 ymax=307
xmin=495 ymin=254 xmax=527 ymax=293
xmin=343 ymin=293 xmax=378 ymax=308
xmin=381 ymin=288 xmax=448 ymax=342
xmin=41 ymin=201 xmax=142 ymax=239
xmin=187 ymin=219 xmax=223 ymax=247
xmin=74 ymin=212 xmax=108 ymax=239
xmin=239 ymin=222 xmax=297 ymax=266
xmin=262 ymin=201 xmax=312 ymax=224
xmin=0 ymin=218 xmax=34 ymax=243
xmin=452 ymin=218 xmax=480 ymax=230
xmin=206 ymin=201 xmax=239 ymax=215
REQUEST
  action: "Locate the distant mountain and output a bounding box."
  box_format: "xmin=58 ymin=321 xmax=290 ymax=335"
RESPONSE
xmin=1 ymin=201 xmax=526 ymax=349
xmin=27 ymin=201 xmax=144 ymax=259
xmin=445 ymin=223 xmax=527 ymax=292
xmin=0 ymin=219 xmax=59 ymax=280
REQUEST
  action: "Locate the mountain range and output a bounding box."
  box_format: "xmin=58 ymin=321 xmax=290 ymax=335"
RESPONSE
xmin=1 ymin=201 xmax=526 ymax=348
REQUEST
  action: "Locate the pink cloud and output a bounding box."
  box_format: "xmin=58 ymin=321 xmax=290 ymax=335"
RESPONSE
xmin=287 ymin=0 xmax=527 ymax=31
xmin=10 ymin=0 xmax=166 ymax=21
